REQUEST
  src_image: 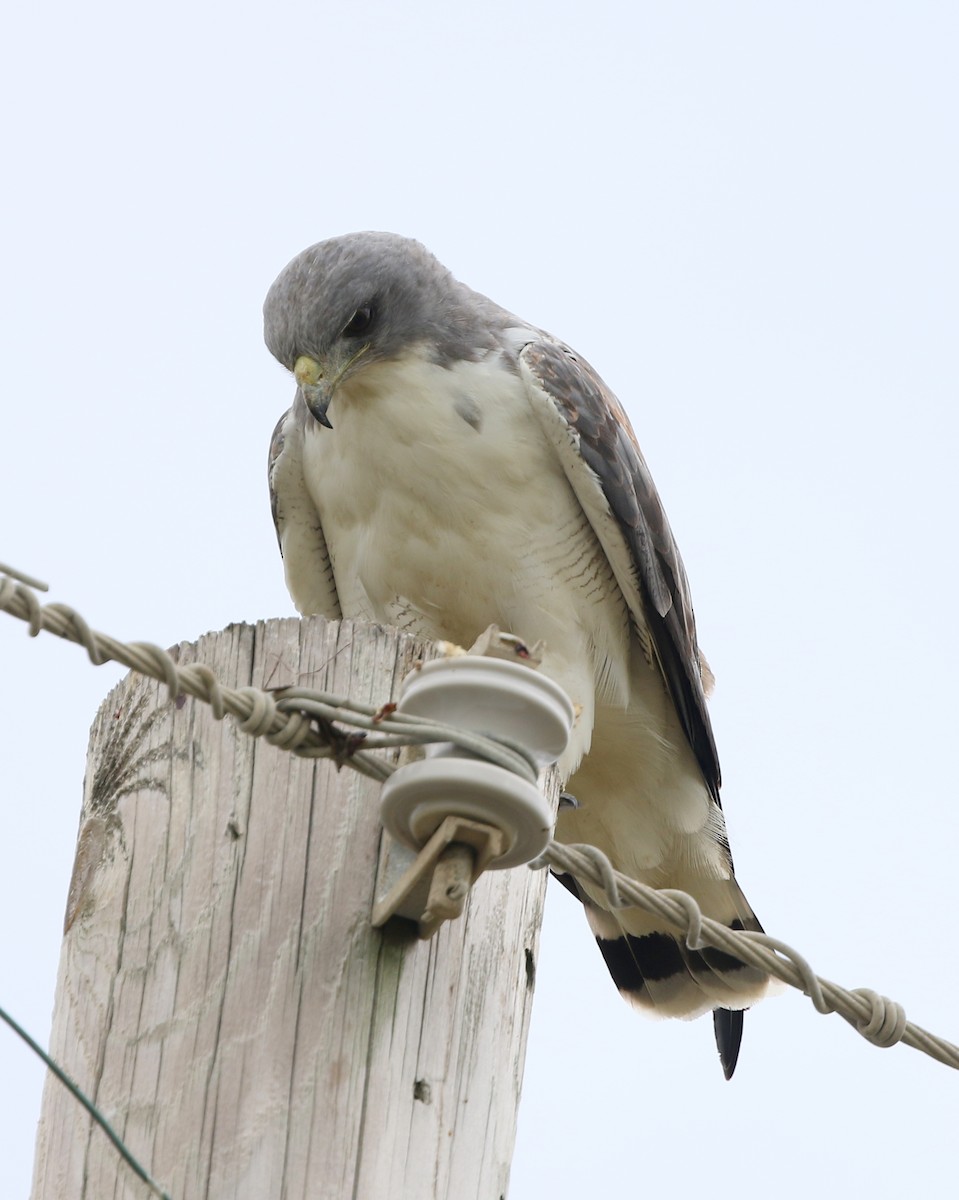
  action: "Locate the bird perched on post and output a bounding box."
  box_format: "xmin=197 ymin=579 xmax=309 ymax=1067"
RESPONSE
xmin=264 ymin=232 xmax=771 ymax=1078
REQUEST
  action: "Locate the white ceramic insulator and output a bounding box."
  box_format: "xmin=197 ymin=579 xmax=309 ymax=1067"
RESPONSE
xmin=379 ymin=758 xmax=554 ymax=868
xmin=396 ymin=656 xmax=574 ymax=764
xmin=379 ymin=655 xmax=574 ymax=867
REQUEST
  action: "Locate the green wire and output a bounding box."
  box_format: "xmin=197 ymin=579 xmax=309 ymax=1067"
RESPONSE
xmin=0 ymin=1003 xmax=172 ymax=1199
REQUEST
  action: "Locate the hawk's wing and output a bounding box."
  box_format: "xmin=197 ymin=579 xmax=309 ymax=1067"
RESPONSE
xmin=268 ymin=398 xmax=342 ymax=619
xmin=518 ymin=337 xmax=721 ymax=803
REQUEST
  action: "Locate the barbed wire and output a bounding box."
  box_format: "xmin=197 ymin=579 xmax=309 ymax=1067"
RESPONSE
xmin=2 ymin=561 xmax=958 ymax=1199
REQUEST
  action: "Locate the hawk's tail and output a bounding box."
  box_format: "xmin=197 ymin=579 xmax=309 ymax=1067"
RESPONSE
xmin=558 ymin=872 xmax=770 ymax=1079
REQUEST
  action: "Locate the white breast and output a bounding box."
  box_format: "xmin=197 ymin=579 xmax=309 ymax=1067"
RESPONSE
xmin=299 ymin=347 xmax=631 ymax=760
xmin=295 ymin=345 xmax=725 ymax=891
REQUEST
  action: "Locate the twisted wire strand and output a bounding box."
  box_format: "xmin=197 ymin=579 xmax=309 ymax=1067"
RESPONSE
xmin=0 ymin=571 xmax=537 ymax=784
xmin=534 ymin=841 xmax=959 ymax=1069
xmin=3 ymin=564 xmax=958 ymax=1075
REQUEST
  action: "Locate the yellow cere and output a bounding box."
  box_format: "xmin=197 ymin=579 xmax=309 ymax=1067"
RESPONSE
xmin=294 ymin=355 xmax=323 ymax=387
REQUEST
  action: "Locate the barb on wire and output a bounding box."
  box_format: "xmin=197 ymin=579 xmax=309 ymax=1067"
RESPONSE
xmin=534 ymin=841 xmax=959 ymax=1071
xmin=0 ymin=1004 xmax=172 ymax=1200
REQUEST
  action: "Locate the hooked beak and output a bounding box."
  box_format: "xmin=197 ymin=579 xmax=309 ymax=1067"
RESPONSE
xmin=294 ymin=344 xmax=372 ymax=429
xmin=294 ymin=355 xmax=334 ymax=428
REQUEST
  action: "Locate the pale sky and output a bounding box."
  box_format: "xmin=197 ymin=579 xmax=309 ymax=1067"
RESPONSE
xmin=2 ymin=3 xmax=957 ymax=1197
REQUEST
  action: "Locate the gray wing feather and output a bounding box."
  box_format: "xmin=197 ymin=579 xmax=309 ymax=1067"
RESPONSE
xmin=518 ymin=338 xmax=721 ymax=802
xmin=268 ymin=399 xmax=342 ymax=619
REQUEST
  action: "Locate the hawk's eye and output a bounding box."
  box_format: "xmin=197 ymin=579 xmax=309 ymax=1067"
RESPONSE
xmin=341 ymin=306 xmax=375 ymax=338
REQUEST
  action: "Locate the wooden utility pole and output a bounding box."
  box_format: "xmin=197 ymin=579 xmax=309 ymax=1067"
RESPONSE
xmin=31 ymin=617 xmax=554 ymax=1200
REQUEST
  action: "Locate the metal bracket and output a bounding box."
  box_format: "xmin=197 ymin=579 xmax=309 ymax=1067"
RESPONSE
xmin=372 ymin=816 xmax=507 ymax=939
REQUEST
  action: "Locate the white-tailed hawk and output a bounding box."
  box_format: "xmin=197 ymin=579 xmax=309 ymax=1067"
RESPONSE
xmin=264 ymin=232 xmax=772 ymax=1078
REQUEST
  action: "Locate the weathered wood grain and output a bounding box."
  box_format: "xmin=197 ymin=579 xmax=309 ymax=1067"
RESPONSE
xmin=32 ymin=618 xmax=554 ymax=1200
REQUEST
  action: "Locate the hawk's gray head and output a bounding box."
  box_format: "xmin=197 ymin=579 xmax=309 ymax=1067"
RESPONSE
xmin=263 ymin=232 xmax=508 ymax=426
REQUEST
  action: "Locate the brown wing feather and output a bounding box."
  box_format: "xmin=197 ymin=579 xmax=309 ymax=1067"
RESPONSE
xmin=520 ymin=338 xmax=722 ymax=803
